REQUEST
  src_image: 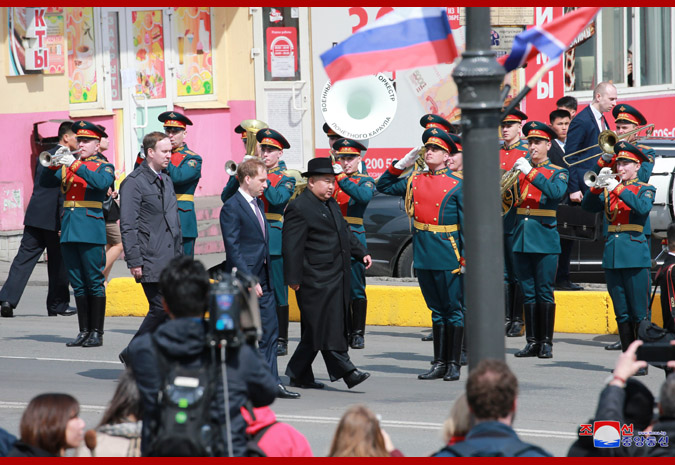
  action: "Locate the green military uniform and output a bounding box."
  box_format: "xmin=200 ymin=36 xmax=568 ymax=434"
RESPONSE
xmin=511 ymin=122 xmax=568 ymax=360
xmin=40 ymin=121 xmax=114 ymax=348
xmin=333 ymin=138 xmax=376 ymax=349
xmin=582 ymin=141 xmax=655 ymax=354
xmin=159 ymin=111 xmax=202 ymax=256
xmin=377 ymin=128 xmax=464 ymax=381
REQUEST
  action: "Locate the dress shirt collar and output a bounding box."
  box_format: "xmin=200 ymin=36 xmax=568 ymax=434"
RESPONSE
xmin=238 ymin=186 xmax=256 ymax=204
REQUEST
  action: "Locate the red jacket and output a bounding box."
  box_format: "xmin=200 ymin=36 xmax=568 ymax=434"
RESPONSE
xmin=241 ymin=406 xmax=313 ymax=457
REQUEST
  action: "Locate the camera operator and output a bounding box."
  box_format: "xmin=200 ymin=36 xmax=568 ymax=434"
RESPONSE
xmin=126 ymin=256 xmax=278 ymax=456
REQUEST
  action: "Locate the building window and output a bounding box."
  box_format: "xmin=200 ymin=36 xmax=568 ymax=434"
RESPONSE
xmin=66 ymin=7 xmax=104 ymax=107
xmin=567 ymin=7 xmax=674 ymax=94
xmin=171 ymin=7 xmax=215 ymax=99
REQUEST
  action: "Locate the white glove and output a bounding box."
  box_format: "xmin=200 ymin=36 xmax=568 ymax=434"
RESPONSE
xmin=58 ymin=153 xmax=76 ymax=167
xmin=601 ymin=152 xmax=614 ymax=162
xmin=394 ymin=146 xmax=422 ymax=170
xmin=605 ymin=178 xmax=620 ymax=192
xmin=513 ymin=157 xmax=532 ymax=175
xmin=333 ymin=163 xmax=344 ymax=175
xmin=243 ymin=155 xmax=257 ymax=162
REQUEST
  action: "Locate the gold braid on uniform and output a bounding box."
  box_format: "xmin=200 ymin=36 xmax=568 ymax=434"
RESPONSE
xmin=60 ymin=165 xmax=73 ymax=195
xmin=604 ymin=188 xmax=619 ymax=222
xmin=404 ymin=171 xmax=416 ymax=218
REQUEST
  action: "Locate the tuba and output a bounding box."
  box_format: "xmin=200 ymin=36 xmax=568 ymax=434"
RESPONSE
xmin=224 ymin=119 xmax=269 ymax=175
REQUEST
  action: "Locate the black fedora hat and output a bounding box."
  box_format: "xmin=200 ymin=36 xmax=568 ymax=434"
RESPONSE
xmin=302 ymin=157 xmax=335 ymax=177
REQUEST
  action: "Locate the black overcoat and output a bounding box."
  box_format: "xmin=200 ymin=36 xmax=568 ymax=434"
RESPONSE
xmin=282 ymin=188 xmax=366 ymax=351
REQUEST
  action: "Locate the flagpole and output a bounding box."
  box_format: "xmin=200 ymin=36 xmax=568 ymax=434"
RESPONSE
xmin=501 ymin=58 xmax=558 ymax=120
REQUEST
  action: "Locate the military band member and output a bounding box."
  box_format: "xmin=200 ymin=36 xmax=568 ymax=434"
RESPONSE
xmin=500 ymin=109 xmax=529 ymax=338
xmin=511 ymin=121 xmax=568 ymax=359
xmin=158 ymin=111 xmax=202 ymax=257
xmin=332 ymin=138 xmax=376 ymax=349
xmin=255 ymin=129 xmax=296 ymax=357
xmin=420 ymin=114 xmax=454 ymax=133
xmin=40 ymin=121 xmax=114 ymax=347
xmin=323 ymin=123 xmax=368 ymax=175
xmin=581 ymin=141 xmax=655 ymax=374
xmin=377 ymin=128 xmax=465 ymax=381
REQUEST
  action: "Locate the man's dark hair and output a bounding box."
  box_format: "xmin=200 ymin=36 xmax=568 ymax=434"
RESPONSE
xmin=556 ymin=95 xmax=578 ymax=112
xmin=159 ymin=256 xmax=210 ymax=318
xmin=661 ymin=373 xmax=675 ymax=418
xmin=237 ymin=158 xmax=266 ymax=183
xmin=466 ymin=359 xmax=518 ymax=420
xmin=549 ymin=109 xmax=571 ymax=124
xmin=667 ymin=223 xmax=675 ymax=252
xmin=143 ymin=132 xmax=169 ymax=157
xmin=57 ymin=121 xmax=74 ymax=140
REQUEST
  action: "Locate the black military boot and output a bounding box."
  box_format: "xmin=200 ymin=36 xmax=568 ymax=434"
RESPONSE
xmin=617 ymin=321 xmax=635 ymax=352
xmin=504 ymin=282 xmax=513 ymax=334
xmin=515 ymin=303 xmax=539 ymax=357
xmin=538 ymin=302 xmax=556 ymax=358
xmin=82 ymin=296 xmax=105 ymax=348
xmin=444 ymin=325 xmax=464 ymax=381
xmin=631 ymin=322 xmax=648 ymax=376
xmin=421 ymin=331 xmax=433 ymax=341
xmin=604 ymin=340 xmax=622 ymax=350
xmin=276 ymin=305 xmax=289 ymax=356
xmin=460 ymin=330 xmax=468 ymax=366
xmin=350 ymin=299 xmax=367 ymax=349
xmin=418 ymin=323 xmax=447 ymax=379
xmin=66 ymin=296 xmax=90 ymax=347
xmin=507 ymin=284 xmax=525 ymax=337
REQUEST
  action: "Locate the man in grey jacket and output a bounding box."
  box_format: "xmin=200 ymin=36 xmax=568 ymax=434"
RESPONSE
xmin=120 ymin=132 xmax=182 ymax=348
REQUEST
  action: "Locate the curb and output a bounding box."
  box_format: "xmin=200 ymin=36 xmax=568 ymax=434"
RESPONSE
xmin=106 ymin=278 xmax=666 ymax=334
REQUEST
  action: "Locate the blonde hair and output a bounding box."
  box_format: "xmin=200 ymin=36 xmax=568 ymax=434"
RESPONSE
xmin=328 ymin=405 xmax=388 ymax=457
xmin=441 ymin=393 xmax=473 ymax=443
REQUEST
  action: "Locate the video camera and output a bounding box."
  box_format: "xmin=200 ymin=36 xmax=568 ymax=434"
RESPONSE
xmin=208 ymin=269 xmax=262 ymax=347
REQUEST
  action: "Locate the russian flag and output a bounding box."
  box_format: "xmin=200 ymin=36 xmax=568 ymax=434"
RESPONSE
xmin=501 ymin=7 xmax=601 ymax=72
xmin=321 ymin=7 xmax=458 ymax=83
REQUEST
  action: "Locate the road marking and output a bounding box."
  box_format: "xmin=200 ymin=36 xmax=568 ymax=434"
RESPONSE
xmin=0 ymin=402 xmax=577 ymax=440
xmin=0 ymin=355 xmax=121 ymax=365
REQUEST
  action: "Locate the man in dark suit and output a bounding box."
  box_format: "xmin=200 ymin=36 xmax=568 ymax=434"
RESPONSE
xmin=565 ymin=82 xmax=617 ymax=204
xmin=282 ymin=157 xmax=372 ymax=390
xmin=548 ymin=110 xmax=583 ymax=292
xmin=220 ymin=157 xmax=299 ymax=400
xmin=120 ymin=132 xmax=182 ymax=349
xmin=658 ymin=223 xmax=675 ymax=335
xmin=1 ymin=122 xmax=78 ymax=318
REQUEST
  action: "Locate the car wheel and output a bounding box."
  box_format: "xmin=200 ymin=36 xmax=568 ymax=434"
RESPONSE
xmin=396 ymin=242 xmax=415 ymax=277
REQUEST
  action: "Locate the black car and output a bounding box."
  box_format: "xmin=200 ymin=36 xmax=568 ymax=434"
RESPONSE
xmin=365 ymin=138 xmax=675 ymax=282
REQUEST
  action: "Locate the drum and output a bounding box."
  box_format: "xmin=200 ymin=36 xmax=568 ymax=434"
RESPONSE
xmin=649 ymin=155 xmax=675 ymax=239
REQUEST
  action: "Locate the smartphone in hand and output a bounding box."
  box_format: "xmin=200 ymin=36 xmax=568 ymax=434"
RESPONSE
xmin=636 ymin=342 xmax=675 ymax=363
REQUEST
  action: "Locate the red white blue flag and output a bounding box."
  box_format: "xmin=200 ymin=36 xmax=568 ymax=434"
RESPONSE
xmin=501 ymin=7 xmax=601 ymax=72
xmin=321 ymin=7 xmax=458 ymax=83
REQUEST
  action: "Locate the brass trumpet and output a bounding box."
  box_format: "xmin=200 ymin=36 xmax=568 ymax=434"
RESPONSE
xmin=224 ymin=119 xmax=269 ymax=175
xmin=38 ymin=146 xmax=81 ymax=167
xmin=583 ymin=167 xmax=619 ymax=189
xmin=563 ymin=124 xmax=655 ymax=167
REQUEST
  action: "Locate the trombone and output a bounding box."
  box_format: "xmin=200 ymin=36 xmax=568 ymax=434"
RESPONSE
xmin=563 ymin=124 xmax=654 ymax=167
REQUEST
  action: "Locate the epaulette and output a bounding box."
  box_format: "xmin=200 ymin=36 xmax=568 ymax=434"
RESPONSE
xmin=451 ymin=171 xmax=463 ymax=180
xmin=185 ymin=150 xmax=198 ymax=156
xmin=548 ymin=163 xmax=563 ymax=170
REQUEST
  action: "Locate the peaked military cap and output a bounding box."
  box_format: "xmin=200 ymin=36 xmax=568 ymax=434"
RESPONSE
xmin=419 ymin=114 xmax=453 ymax=133
xmin=422 ymin=128 xmax=458 ymax=154
xmin=448 ymin=133 xmax=462 ymax=152
xmin=158 ymin=111 xmax=193 ymax=129
xmin=612 ymin=104 xmax=647 ymax=126
xmin=234 ymin=124 xmax=247 ymax=140
xmin=322 ymin=123 xmax=341 ymax=138
xmin=614 ymin=141 xmax=650 ymax=163
xmin=502 ymin=108 xmax=528 ymax=124
xmin=302 ymin=157 xmax=334 ymax=177
xmin=73 ymin=120 xmax=107 ymax=140
xmin=256 ymin=128 xmax=290 ymax=150
xmin=333 ymin=138 xmax=367 ymax=158
xmin=523 ymin=121 xmax=557 ymax=142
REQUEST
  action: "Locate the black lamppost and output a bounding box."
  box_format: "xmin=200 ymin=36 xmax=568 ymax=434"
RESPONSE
xmin=452 ymin=7 xmax=506 ymax=367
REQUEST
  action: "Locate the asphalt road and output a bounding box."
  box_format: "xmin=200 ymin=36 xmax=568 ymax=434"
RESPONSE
xmin=0 ymin=286 xmax=669 ymax=457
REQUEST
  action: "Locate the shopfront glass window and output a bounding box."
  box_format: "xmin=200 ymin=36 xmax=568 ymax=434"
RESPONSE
xmin=131 ymin=10 xmax=166 ymax=99
xmin=639 ymin=7 xmax=672 ymax=86
xmin=601 ymin=7 xmax=625 ymax=85
xmin=172 ymin=7 xmax=214 ymax=96
xmin=66 ymin=7 xmax=98 ymax=104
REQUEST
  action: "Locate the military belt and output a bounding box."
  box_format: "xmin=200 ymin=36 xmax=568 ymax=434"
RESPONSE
xmin=266 ymin=213 xmax=283 ymax=223
xmin=176 ymin=194 xmax=194 ymax=202
xmin=516 ymin=208 xmax=556 ymax=217
xmin=344 ymin=216 xmax=364 ymax=225
xmin=607 ymin=224 xmax=643 ymax=233
xmin=413 ymin=220 xmax=459 ymax=233
xmin=63 ymin=201 xmax=102 ymax=209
